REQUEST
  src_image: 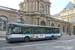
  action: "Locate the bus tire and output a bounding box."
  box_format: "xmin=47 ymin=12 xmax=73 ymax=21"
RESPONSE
xmin=24 ymin=37 xmax=30 ymax=42
xmin=51 ymin=35 xmax=54 ymax=40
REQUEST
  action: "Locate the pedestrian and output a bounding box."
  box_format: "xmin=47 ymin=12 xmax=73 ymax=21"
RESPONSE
xmin=74 ymin=32 xmax=75 ymax=35
xmin=69 ymin=33 xmax=71 ymax=36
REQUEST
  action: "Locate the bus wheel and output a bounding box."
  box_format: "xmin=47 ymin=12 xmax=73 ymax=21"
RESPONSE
xmin=24 ymin=37 xmax=30 ymax=42
xmin=51 ymin=35 xmax=54 ymax=40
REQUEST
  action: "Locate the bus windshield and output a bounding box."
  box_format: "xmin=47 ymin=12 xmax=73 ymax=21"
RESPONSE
xmin=12 ymin=26 xmax=22 ymax=34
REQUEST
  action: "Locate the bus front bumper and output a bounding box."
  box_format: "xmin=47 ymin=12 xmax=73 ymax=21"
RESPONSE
xmin=6 ymin=37 xmax=24 ymax=42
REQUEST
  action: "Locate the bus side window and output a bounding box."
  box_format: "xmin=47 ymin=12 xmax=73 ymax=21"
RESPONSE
xmin=42 ymin=28 xmax=47 ymax=34
xmin=22 ymin=27 xmax=26 ymax=34
xmin=26 ymin=31 xmax=30 ymax=34
xmin=31 ymin=27 xmax=35 ymax=34
xmin=22 ymin=27 xmax=31 ymax=34
xmin=35 ymin=27 xmax=40 ymax=34
xmin=46 ymin=29 xmax=50 ymax=34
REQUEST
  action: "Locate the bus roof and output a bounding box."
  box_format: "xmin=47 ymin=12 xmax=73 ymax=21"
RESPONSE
xmin=10 ymin=23 xmax=59 ymax=28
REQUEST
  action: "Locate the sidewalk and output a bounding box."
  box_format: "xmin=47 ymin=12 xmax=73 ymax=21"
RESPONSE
xmin=0 ymin=38 xmax=5 ymax=41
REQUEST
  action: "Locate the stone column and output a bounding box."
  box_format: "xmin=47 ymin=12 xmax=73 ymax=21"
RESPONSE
xmin=39 ymin=1 xmax=40 ymax=12
xmin=48 ymin=5 xmax=50 ymax=15
xmin=35 ymin=18 xmax=37 ymax=25
xmin=33 ymin=0 xmax=36 ymax=12
xmin=47 ymin=5 xmax=48 ymax=15
xmin=44 ymin=5 xmax=46 ymax=14
xmin=24 ymin=3 xmax=26 ymax=11
xmin=31 ymin=2 xmax=33 ymax=12
xmin=49 ymin=20 xmax=50 ymax=26
xmin=36 ymin=1 xmax=39 ymax=12
xmin=46 ymin=18 xmax=48 ymax=26
xmin=26 ymin=2 xmax=28 ymax=12
xmin=2 ymin=22 xmax=3 ymax=30
xmin=29 ymin=1 xmax=31 ymax=12
xmin=31 ymin=17 xmax=33 ymax=25
xmin=28 ymin=1 xmax=29 ymax=12
xmin=50 ymin=20 xmax=52 ymax=26
xmin=46 ymin=5 xmax=47 ymax=14
xmin=37 ymin=18 xmax=39 ymax=25
xmin=61 ymin=24 xmax=63 ymax=34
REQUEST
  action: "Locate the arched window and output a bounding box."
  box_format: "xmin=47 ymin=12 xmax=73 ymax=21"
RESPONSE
xmin=0 ymin=16 xmax=7 ymax=30
xmin=40 ymin=21 xmax=46 ymax=26
xmin=58 ymin=24 xmax=60 ymax=27
xmin=51 ymin=23 xmax=55 ymax=27
xmin=17 ymin=19 xmax=24 ymax=23
xmin=0 ymin=17 xmax=7 ymax=21
xmin=40 ymin=5 xmax=44 ymax=14
xmin=17 ymin=19 xmax=21 ymax=22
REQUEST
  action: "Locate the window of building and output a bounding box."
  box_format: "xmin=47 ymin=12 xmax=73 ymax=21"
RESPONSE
xmin=40 ymin=5 xmax=44 ymax=14
xmin=58 ymin=24 xmax=60 ymax=27
xmin=0 ymin=17 xmax=7 ymax=21
xmin=17 ymin=19 xmax=21 ymax=22
xmin=0 ymin=16 xmax=7 ymax=30
xmin=64 ymin=13 xmax=65 ymax=15
xmin=72 ymin=17 xmax=75 ymax=22
xmin=64 ymin=19 xmax=66 ymax=21
xmin=72 ymin=11 xmax=74 ymax=13
xmin=17 ymin=19 xmax=24 ymax=23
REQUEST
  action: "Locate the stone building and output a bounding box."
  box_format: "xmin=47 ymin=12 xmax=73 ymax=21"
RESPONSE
xmin=54 ymin=0 xmax=75 ymax=35
xmin=0 ymin=0 xmax=70 ymax=37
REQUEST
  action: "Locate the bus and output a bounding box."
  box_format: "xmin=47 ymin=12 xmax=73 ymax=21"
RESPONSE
xmin=6 ymin=23 xmax=62 ymax=42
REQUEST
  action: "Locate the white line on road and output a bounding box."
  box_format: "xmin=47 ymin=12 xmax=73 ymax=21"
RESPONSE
xmin=54 ymin=46 xmax=74 ymax=50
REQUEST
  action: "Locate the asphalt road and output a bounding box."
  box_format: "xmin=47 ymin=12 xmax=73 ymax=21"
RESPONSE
xmin=0 ymin=35 xmax=75 ymax=50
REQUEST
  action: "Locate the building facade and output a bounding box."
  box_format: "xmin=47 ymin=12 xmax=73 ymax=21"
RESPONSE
xmin=0 ymin=0 xmax=70 ymax=37
xmin=54 ymin=0 xmax=75 ymax=35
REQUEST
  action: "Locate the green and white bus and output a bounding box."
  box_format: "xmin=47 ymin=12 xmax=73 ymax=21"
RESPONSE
xmin=6 ymin=23 xmax=62 ymax=42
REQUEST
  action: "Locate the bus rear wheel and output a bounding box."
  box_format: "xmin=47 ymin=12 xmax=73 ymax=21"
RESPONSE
xmin=24 ymin=37 xmax=30 ymax=42
xmin=51 ymin=35 xmax=55 ymax=40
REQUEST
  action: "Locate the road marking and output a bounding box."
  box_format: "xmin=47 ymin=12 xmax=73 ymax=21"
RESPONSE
xmin=0 ymin=39 xmax=75 ymax=49
xmin=58 ymin=39 xmax=75 ymax=43
xmin=54 ymin=46 xmax=74 ymax=50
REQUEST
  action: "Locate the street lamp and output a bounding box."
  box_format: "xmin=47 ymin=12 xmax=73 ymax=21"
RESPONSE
xmin=18 ymin=10 xmax=25 ymax=23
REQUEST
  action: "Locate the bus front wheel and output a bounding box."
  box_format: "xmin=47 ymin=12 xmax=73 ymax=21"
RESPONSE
xmin=24 ymin=37 xmax=30 ymax=42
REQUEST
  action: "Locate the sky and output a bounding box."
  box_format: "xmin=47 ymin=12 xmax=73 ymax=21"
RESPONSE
xmin=0 ymin=0 xmax=74 ymax=15
xmin=50 ymin=0 xmax=73 ymax=15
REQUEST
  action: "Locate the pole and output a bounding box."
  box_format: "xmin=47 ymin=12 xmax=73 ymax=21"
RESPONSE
xmin=21 ymin=16 xmax=22 ymax=23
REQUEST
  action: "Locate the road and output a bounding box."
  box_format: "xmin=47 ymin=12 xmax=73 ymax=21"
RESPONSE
xmin=0 ymin=35 xmax=75 ymax=50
